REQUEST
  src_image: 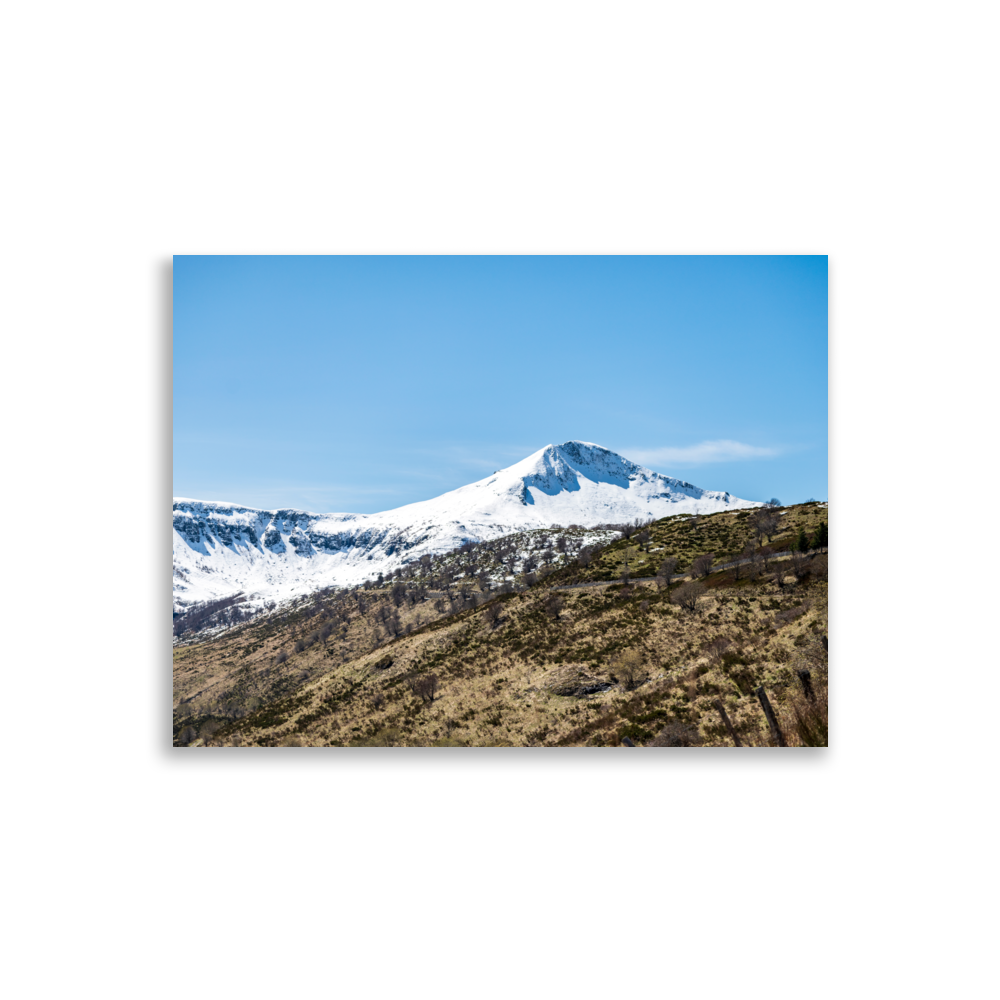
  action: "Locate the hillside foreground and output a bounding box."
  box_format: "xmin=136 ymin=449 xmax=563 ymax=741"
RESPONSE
xmin=173 ymin=503 xmax=828 ymax=747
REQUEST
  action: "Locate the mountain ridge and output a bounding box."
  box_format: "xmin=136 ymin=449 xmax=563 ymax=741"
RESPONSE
xmin=173 ymin=441 xmax=762 ymax=612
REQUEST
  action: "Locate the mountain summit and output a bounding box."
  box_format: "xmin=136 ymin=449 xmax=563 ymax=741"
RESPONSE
xmin=173 ymin=441 xmax=760 ymax=613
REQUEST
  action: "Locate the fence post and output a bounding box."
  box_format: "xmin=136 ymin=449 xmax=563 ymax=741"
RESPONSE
xmin=796 ymin=668 xmax=815 ymax=701
xmin=755 ymin=685 xmax=788 ymax=746
xmin=713 ymin=698 xmax=743 ymax=746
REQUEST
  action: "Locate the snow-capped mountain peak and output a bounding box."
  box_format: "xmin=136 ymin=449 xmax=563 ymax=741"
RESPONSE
xmin=173 ymin=441 xmax=760 ymax=614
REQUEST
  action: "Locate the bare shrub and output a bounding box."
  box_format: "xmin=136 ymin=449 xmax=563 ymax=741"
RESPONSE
xmin=543 ymin=593 xmax=563 ymax=619
xmin=293 ymin=639 xmax=306 ymax=653
xmin=774 ymin=602 xmax=810 ymax=627
xmin=611 ymin=649 xmax=647 ymax=691
xmin=704 ymin=636 xmax=732 ymax=662
xmin=274 ymin=650 xmax=289 ymax=665
xmin=577 ymin=546 xmax=593 ymax=568
xmin=671 ymin=580 xmax=706 ymax=613
xmin=178 ymin=725 xmax=196 ymax=745
xmin=649 ymin=722 xmax=702 ymax=747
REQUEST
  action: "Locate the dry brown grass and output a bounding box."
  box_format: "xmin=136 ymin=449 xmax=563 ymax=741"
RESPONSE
xmin=175 ymin=505 xmax=829 ymax=748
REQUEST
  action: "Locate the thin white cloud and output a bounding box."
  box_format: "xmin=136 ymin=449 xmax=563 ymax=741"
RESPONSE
xmin=625 ymin=440 xmax=780 ymax=466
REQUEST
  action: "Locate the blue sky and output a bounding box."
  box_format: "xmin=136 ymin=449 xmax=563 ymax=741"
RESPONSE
xmin=174 ymin=255 xmax=827 ymax=512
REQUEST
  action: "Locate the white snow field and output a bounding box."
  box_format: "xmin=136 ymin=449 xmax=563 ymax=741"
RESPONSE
xmin=173 ymin=441 xmax=762 ymax=612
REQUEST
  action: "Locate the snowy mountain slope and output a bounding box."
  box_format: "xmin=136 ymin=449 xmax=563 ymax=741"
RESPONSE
xmin=173 ymin=441 xmax=762 ymax=612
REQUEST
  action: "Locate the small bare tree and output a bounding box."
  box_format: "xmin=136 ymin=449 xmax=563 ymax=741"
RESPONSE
xmin=762 ymin=508 xmax=781 ymax=539
xmin=616 ymin=544 xmax=639 ymax=580
xmin=410 ymin=673 xmax=439 ymax=706
xmin=671 ymin=580 xmax=707 ymax=613
xmin=691 ymin=552 xmax=715 ymax=578
xmin=543 ymin=593 xmax=563 ymax=619
xmin=656 ymin=555 xmax=678 ymax=588
xmin=483 ymin=601 xmax=503 ymax=628
xmin=790 ymin=551 xmax=811 ymax=583
xmin=733 ymin=544 xmax=756 ymax=581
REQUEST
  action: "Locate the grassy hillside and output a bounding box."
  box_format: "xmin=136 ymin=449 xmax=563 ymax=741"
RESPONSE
xmin=174 ymin=502 xmax=828 ymax=748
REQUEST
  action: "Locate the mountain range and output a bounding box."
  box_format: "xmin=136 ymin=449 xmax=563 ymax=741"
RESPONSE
xmin=172 ymin=441 xmax=762 ymax=613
